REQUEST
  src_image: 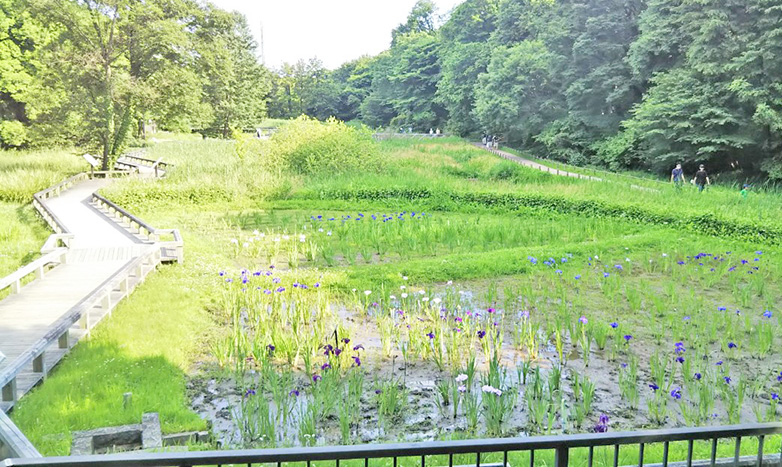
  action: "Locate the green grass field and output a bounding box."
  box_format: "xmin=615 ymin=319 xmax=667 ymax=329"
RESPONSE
xmin=6 ymin=133 xmax=782 ymax=462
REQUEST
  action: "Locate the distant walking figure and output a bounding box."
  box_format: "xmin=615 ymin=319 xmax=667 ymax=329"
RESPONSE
xmin=692 ymin=164 xmax=710 ymax=192
xmin=740 ymin=184 xmax=750 ymax=200
xmin=671 ymin=163 xmax=685 ymax=189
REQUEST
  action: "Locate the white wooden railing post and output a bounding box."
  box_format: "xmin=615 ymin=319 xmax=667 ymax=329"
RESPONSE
xmin=58 ymin=330 xmax=69 ymax=349
xmin=32 ymin=353 xmax=45 ymax=377
xmin=101 ymin=292 xmax=111 ymax=311
xmin=79 ymin=311 xmax=90 ymax=332
xmin=2 ymin=378 xmax=17 ymax=404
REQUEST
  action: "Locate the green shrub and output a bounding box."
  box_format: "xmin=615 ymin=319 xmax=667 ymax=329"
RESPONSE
xmin=0 ymin=120 xmax=29 ymax=148
xmin=263 ymin=117 xmax=382 ymax=175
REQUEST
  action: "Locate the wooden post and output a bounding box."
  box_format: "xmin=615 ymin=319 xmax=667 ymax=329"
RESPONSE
xmin=32 ymin=353 xmax=45 ymax=375
xmin=101 ymin=292 xmax=111 ymax=311
xmin=58 ymin=330 xmax=69 ymax=349
xmin=79 ymin=311 xmax=90 ymax=331
xmin=2 ymin=378 xmax=17 ymax=403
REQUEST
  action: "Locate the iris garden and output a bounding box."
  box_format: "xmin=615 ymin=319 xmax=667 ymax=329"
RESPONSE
xmin=6 ymin=124 xmax=782 ymax=462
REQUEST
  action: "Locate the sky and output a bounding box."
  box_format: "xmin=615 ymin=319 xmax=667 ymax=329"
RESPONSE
xmin=210 ymin=0 xmax=464 ymax=70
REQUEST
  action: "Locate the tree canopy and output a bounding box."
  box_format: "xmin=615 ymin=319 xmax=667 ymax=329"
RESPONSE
xmin=4 ymin=0 xmax=782 ymax=180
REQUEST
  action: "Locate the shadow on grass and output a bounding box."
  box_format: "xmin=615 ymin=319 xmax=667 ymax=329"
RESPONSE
xmin=10 ymin=340 xmax=206 ymax=456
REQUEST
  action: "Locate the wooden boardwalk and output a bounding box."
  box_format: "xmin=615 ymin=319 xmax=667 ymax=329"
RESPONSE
xmin=0 ymin=165 xmax=174 ymax=414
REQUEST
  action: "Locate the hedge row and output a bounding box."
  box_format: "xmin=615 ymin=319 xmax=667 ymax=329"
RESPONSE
xmin=318 ymin=188 xmax=782 ymax=245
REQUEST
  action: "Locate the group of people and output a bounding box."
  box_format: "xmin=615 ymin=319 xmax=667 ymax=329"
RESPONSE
xmin=671 ymin=163 xmax=750 ymax=198
xmin=670 ymin=163 xmax=710 ymax=191
xmin=482 ymin=134 xmax=499 ymax=149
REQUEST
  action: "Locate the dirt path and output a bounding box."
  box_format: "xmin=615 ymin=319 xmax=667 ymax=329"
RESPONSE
xmin=475 ymin=143 xmax=664 ymax=193
xmin=474 ymin=143 xmax=603 ymax=181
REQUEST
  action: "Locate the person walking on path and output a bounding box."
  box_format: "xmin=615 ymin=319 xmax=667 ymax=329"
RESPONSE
xmin=693 ymin=164 xmax=710 ymax=192
xmin=671 ymin=163 xmax=685 ymax=189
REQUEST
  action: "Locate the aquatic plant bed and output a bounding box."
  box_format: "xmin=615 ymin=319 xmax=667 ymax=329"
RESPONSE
xmin=11 ymin=137 xmax=782 ymax=458
xmin=198 ymin=207 xmax=782 ymax=448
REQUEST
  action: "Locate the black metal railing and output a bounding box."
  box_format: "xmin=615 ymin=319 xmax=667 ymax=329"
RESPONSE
xmin=4 ymin=423 xmax=782 ymax=467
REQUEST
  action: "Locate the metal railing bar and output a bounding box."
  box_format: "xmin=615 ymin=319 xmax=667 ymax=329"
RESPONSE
xmin=528 ymin=450 xmax=533 ymax=467
xmin=638 ymin=443 xmax=644 ymax=466
xmin=448 ymin=453 xmax=453 ymax=467
xmin=663 ymin=441 xmax=669 ymax=467
xmin=6 ymin=424 xmax=782 ymax=467
xmin=588 ymin=446 xmax=594 ymax=467
xmin=734 ymin=437 xmax=741 ymax=466
xmin=687 ymin=439 xmax=693 ymax=467
xmin=502 ymin=451 xmax=507 ymax=467
xmin=710 ymin=438 xmax=717 ymax=467
xmin=475 ymin=452 xmax=480 ymax=467
xmin=756 ymin=435 xmax=764 ymax=466
xmin=614 ymin=444 xmax=619 ymax=467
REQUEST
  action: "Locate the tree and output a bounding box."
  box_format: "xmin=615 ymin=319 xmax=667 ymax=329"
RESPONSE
xmin=474 ymin=41 xmax=557 ymax=145
xmin=0 ymin=0 xmax=58 ymax=147
xmin=391 ymin=0 xmax=437 ymax=45
xmin=437 ymin=0 xmax=500 ymax=135
xmin=359 ymin=52 xmax=397 ymax=127
xmin=332 ymin=56 xmax=374 ymax=122
xmin=32 ymin=0 xmax=137 ymax=168
xmin=194 ymin=6 xmax=270 ymax=137
xmin=386 ymin=32 xmax=446 ymax=129
xmin=268 ymin=59 xmax=339 ymax=121
xmin=123 ymin=0 xmax=212 ymax=136
xmin=625 ymin=0 xmax=760 ymax=172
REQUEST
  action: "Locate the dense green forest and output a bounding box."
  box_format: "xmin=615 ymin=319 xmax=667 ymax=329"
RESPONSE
xmin=0 ymin=0 xmax=269 ymax=168
xmin=4 ymin=0 xmax=782 ymax=178
xmin=271 ymin=0 xmax=782 ymax=179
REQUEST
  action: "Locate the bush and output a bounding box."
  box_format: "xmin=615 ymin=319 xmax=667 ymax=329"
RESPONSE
xmin=263 ymin=117 xmax=382 ymax=175
xmin=0 ymin=120 xmax=29 ymax=148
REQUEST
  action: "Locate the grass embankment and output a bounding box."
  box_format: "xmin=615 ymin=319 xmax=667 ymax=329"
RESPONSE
xmin=299 ymin=139 xmax=782 ymax=245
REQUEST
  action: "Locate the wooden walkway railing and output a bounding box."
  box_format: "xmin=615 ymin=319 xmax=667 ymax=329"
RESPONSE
xmin=114 ymin=152 xmax=171 ymax=177
xmin=0 ymin=152 xmax=182 ymax=459
xmin=0 ymin=246 xmax=161 ymax=409
xmin=90 ymin=193 xmax=183 ymax=263
xmin=0 ymin=249 xmax=68 ymax=296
